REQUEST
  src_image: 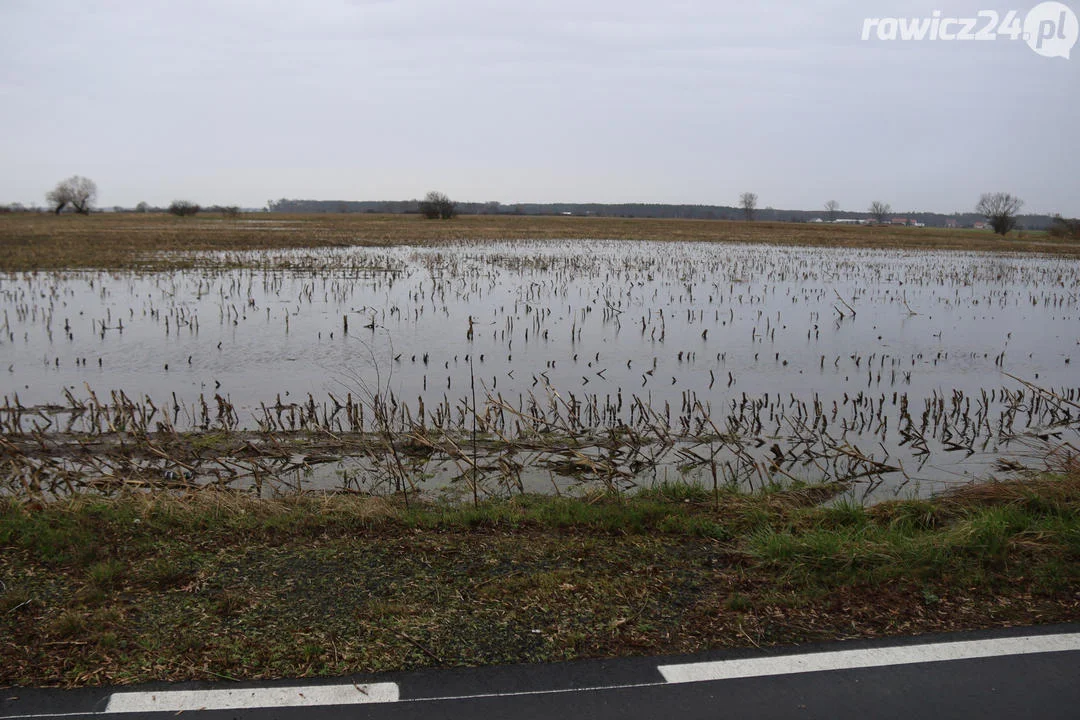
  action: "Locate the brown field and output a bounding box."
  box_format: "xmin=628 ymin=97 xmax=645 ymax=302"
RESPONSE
xmin=1 ymin=212 xmax=1077 ymax=271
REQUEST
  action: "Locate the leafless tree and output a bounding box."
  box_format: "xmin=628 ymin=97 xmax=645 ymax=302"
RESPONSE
xmin=46 ymin=176 xmax=97 ymax=215
xmin=168 ymin=200 xmax=200 ymax=217
xmin=824 ymin=200 xmax=840 ymax=222
xmin=134 ymin=201 xmax=150 ymax=213
xmin=869 ymin=201 xmax=891 ymax=224
xmin=739 ymin=192 xmax=758 ymax=221
xmin=419 ymin=191 xmax=457 ymax=220
xmin=976 ymin=192 xmax=1024 ymax=236
xmin=1048 ymin=215 xmax=1080 ymax=240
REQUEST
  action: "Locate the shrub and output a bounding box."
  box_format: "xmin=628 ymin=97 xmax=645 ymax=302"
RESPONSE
xmin=168 ymin=200 xmax=200 ymax=217
xmin=1047 ymin=215 xmax=1080 ymax=240
xmin=419 ymin=191 xmax=457 ymax=220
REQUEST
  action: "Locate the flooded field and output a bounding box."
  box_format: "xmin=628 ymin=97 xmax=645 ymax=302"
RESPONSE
xmin=2 ymin=240 xmax=1078 ymax=501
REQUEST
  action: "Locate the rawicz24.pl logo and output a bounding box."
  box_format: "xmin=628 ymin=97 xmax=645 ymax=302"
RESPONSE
xmin=861 ymin=2 xmax=1079 ymax=58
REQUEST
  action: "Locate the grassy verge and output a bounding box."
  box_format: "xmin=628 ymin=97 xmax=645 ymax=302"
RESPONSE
xmin=1 ymin=474 xmax=1078 ymax=687
xmin=2 ymin=213 xmax=1078 ymax=272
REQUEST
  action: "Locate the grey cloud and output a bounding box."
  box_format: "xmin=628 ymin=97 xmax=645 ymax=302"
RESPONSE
xmin=0 ymin=0 xmax=1076 ymax=214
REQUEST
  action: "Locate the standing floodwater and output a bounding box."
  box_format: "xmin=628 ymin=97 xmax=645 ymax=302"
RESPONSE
xmin=2 ymin=241 xmax=1078 ymax=500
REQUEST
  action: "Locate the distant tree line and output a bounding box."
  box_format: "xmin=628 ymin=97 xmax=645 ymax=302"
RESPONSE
xmin=1 ymin=176 xmax=1068 ymax=232
xmin=1 ymin=201 xmax=243 ymax=216
xmin=265 ymin=197 xmax=1061 ymax=230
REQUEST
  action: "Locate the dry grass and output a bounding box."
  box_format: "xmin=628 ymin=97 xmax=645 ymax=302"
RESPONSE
xmin=2 ymin=213 xmax=1077 ymax=272
xmin=2 ymin=472 xmax=1078 ymax=687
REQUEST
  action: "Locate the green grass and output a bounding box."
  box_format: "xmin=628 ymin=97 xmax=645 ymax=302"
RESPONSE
xmin=744 ymin=484 xmax=1080 ymax=590
xmin=400 ymin=493 xmax=724 ymax=535
xmin=1 ymin=473 xmax=1078 ymax=687
xmin=636 ymin=480 xmax=718 ymax=503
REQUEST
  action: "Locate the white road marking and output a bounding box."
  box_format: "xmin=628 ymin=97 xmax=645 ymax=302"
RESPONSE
xmin=103 ymin=682 xmax=399 ymax=713
xmin=658 ymin=632 xmax=1080 ymax=684
xmin=0 ymin=683 xmax=666 ymax=719
xmin=6 ymin=632 xmax=1078 ymax=718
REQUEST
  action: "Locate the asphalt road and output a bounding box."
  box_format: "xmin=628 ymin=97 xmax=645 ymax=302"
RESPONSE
xmin=3 ymin=624 xmax=1078 ymax=719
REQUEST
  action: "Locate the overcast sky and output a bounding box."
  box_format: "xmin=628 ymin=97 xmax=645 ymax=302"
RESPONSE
xmin=1 ymin=0 xmax=1077 ymax=214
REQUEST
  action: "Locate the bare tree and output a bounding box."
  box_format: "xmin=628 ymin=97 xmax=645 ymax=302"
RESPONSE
xmin=975 ymin=192 xmax=1024 ymax=236
xmin=46 ymin=175 xmax=97 ymax=215
xmin=824 ymin=200 xmax=840 ymax=222
xmin=739 ymin=192 xmax=758 ymax=221
xmin=134 ymin=201 xmax=150 ymax=213
xmin=868 ymin=201 xmax=891 ymax=224
xmin=168 ymin=200 xmax=200 ymax=217
xmin=1048 ymin=214 xmax=1080 ymax=240
xmin=419 ymin=191 xmax=457 ymax=220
